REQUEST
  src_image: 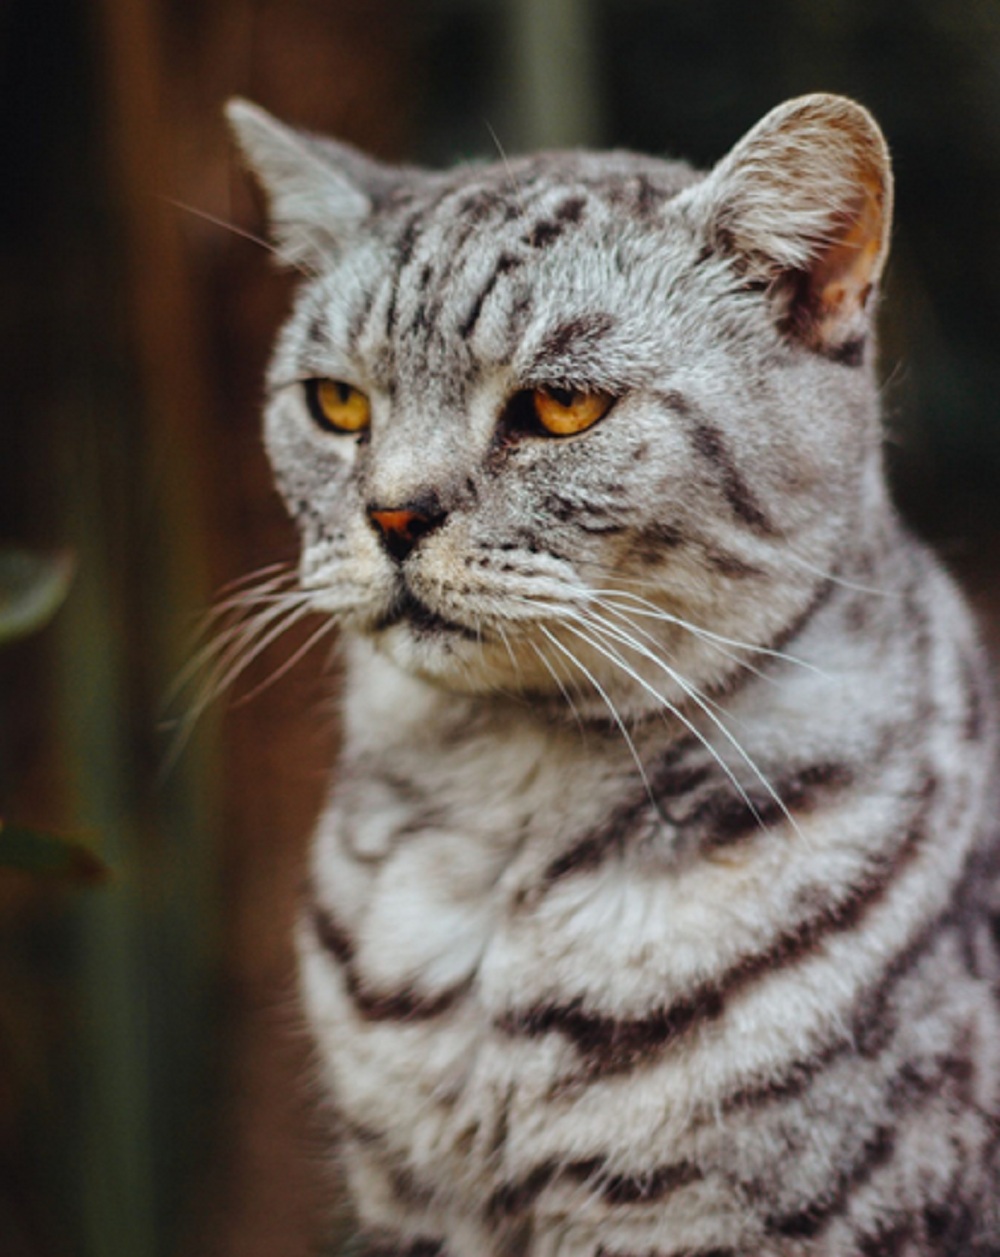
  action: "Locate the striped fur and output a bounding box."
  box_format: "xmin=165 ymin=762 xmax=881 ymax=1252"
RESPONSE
xmin=230 ymin=95 xmax=1000 ymax=1255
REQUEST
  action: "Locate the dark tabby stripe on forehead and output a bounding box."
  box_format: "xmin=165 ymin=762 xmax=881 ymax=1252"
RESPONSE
xmin=536 ymin=312 xmax=615 ymax=364
xmin=522 ymin=218 xmax=565 ymax=249
xmin=460 ymin=252 xmax=523 ymax=341
xmin=307 ymin=307 xmax=328 ymax=347
xmin=348 ymin=280 xmax=380 ymax=350
xmin=381 ymin=189 xmax=453 ymax=343
xmin=554 ymin=195 xmax=587 ymax=223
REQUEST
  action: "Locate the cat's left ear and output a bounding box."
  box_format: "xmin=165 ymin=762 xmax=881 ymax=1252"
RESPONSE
xmin=226 ymin=99 xmax=392 ymax=270
xmin=686 ymin=93 xmax=893 ymax=361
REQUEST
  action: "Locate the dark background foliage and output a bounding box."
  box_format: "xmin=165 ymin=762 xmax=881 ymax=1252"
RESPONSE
xmin=2 ymin=2 xmax=998 ymax=1255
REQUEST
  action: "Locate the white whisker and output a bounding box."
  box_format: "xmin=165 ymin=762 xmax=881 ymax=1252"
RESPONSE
xmin=165 ymin=198 xmax=314 ymax=279
xmin=497 ymin=622 xmax=519 ymax=674
xmin=483 ymin=120 xmax=526 ymax=213
xmin=588 ymin=597 xmax=757 ymax=708
xmin=196 ymin=585 xmax=307 ymax=636
xmin=782 ymin=551 xmax=892 ymax=596
xmin=166 ymin=592 xmax=311 ymax=709
xmin=592 ymin=587 xmax=828 ymax=677
xmin=539 ymin=624 xmax=661 ymax=815
xmin=554 ymin=613 xmax=764 ymax=829
xmin=162 ymin=562 xmax=318 ymax=774
xmin=215 ymin=560 xmax=296 ymax=597
xmin=232 ymin=613 xmax=336 ymax=707
xmin=173 ymin=599 xmax=312 ymax=731
xmin=529 ymin=640 xmax=587 ymax=734
xmin=206 ymin=600 xmax=317 ymax=704
xmin=560 ymin=609 xmax=804 ymax=842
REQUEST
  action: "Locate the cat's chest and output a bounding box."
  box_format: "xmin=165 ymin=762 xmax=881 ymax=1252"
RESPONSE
xmin=302 ymin=707 xmax=778 ymax=1146
xmin=299 ymin=736 xmax=593 ymax=1192
xmin=319 ymin=714 xmax=629 ymax=995
xmin=303 ymin=707 xmax=631 ymax=1082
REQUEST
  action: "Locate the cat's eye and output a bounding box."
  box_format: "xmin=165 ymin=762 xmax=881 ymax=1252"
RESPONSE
xmin=531 ymin=387 xmax=613 ymax=436
xmin=304 ymin=378 xmax=371 ymax=434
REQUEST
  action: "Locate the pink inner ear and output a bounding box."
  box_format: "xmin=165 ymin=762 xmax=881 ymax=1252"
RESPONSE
xmin=804 ymin=171 xmax=887 ymax=352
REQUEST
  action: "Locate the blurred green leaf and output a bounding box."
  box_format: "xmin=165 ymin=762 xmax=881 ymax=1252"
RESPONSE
xmin=0 ymin=548 xmax=74 ymax=645
xmin=0 ymin=821 xmax=110 ymax=884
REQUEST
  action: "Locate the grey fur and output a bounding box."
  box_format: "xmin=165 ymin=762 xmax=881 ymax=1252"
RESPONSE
xmin=229 ymin=95 xmax=1000 ymax=1255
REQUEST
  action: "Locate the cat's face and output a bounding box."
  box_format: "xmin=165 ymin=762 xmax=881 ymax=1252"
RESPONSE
xmin=232 ymin=96 xmax=892 ymax=712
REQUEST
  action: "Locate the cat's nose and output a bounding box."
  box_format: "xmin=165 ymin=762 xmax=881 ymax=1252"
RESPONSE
xmin=367 ymin=498 xmax=447 ymax=562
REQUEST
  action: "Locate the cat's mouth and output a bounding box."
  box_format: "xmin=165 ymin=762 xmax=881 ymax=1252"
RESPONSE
xmin=374 ymin=586 xmax=481 ymax=641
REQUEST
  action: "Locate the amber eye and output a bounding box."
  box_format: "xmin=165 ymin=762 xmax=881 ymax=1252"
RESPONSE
xmin=531 ymin=387 xmax=613 ymax=436
xmin=304 ymin=378 xmax=371 ymax=433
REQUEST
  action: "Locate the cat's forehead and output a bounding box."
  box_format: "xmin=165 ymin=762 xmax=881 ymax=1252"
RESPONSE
xmin=377 ymin=149 xmax=701 ymax=245
xmin=290 ymin=150 xmax=704 ymax=399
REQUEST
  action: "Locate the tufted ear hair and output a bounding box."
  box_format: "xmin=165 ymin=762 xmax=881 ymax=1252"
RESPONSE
xmin=686 ymin=93 xmax=893 ymax=362
xmin=226 ymin=99 xmax=394 ymax=271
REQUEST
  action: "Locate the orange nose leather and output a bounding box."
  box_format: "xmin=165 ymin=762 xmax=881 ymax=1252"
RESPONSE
xmin=369 ymin=508 xmax=423 ymax=542
xmin=367 ymin=503 xmax=445 ymax=562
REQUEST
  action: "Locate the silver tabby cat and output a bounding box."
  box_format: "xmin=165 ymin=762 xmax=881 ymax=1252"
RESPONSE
xmin=228 ymin=95 xmax=1000 ymax=1256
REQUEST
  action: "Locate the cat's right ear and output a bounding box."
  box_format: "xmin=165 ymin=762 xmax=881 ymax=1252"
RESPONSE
xmin=225 ymin=100 xmax=381 ymax=270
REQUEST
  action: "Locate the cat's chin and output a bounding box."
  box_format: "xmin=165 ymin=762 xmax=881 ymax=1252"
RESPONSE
xmin=370 ymin=620 xmax=519 ymax=694
xmin=368 ymin=617 xmax=584 ymax=700
xmin=372 ymin=587 xmax=480 ymax=641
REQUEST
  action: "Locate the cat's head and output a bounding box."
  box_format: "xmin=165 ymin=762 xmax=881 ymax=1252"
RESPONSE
xmin=228 ymin=95 xmax=892 ymax=713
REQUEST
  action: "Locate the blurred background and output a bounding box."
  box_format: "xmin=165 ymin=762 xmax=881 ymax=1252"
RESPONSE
xmin=2 ymin=1 xmax=999 ymax=1255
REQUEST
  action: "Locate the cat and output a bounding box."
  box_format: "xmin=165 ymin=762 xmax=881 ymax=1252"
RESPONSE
xmin=226 ymin=93 xmax=1000 ymax=1256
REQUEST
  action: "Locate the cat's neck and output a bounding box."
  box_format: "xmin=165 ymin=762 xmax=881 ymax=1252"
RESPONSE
xmin=340 ymin=634 xmax=605 ymax=756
